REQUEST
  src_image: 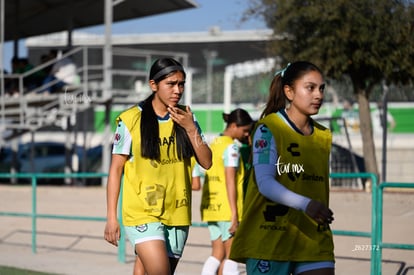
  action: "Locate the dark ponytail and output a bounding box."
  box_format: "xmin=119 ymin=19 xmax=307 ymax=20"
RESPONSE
xmin=261 ymin=61 xmax=322 ymax=118
xmin=140 ymin=93 xmax=160 ymax=160
xmin=223 ymin=108 xmax=253 ymax=127
xmin=261 ymin=74 xmax=285 ymax=118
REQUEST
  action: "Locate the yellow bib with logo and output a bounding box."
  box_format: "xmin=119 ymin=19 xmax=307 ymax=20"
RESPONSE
xmin=118 ymin=105 xmax=192 ymax=227
xmin=200 ymin=135 xmax=245 ymax=222
xmin=230 ymin=113 xmax=334 ymax=262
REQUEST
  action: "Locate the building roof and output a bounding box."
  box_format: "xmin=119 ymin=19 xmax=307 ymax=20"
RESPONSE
xmin=26 ymin=28 xmax=276 ymax=72
xmin=3 ymin=0 xmax=197 ymax=41
xmin=26 ymin=28 xmax=274 ymax=46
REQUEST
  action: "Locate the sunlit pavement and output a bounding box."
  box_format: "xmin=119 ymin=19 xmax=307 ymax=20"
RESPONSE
xmin=0 ymin=185 xmax=413 ymax=275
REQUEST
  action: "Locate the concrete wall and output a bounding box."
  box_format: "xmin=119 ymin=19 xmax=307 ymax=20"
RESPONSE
xmin=335 ymin=134 xmax=414 ymax=184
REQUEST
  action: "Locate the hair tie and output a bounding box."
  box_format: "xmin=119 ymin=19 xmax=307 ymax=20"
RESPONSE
xmin=274 ymin=63 xmax=291 ymax=77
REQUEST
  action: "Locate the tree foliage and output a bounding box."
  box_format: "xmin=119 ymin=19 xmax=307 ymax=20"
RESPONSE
xmin=243 ymin=0 xmax=414 ymax=180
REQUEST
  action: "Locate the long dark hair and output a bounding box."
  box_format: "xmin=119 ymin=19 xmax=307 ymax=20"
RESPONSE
xmin=261 ymin=61 xmax=323 ymax=118
xmin=140 ymin=58 xmax=193 ymax=161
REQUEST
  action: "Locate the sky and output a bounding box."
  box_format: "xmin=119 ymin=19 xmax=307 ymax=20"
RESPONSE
xmin=2 ymin=0 xmax=267 ymax=72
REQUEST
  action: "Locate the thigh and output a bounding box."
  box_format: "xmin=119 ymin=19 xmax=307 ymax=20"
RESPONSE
xmin=125 ymin=222 xmax=170 ymax=273
xmin=211 ymin=237 xmax=225 ymax=261
xmin=164 ymin=225 xmax=189 ymax=258
xmin=223 ymin=236 xmax=234 ymax=258
xmin=135 ymin=239 xmax=170 ymax=274
xmin=133 ymin=256 xmax=145 ymax=275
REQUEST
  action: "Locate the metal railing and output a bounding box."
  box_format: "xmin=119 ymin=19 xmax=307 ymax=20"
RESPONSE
xmin=375 ymin=182 xmax=414 ymax=275
xmin=1 ymin=46 xmax=190 ymax=142
xmin=1 ymin=172 xmax=413 ymax=274
xmin=0 ymin=172 xmax=127 ymax=263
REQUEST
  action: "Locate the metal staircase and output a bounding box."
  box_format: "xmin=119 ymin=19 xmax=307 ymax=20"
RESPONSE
xmin=1 ymin=46 xmax=190 ymax=146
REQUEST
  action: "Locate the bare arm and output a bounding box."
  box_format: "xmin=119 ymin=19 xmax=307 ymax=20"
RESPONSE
xmin=225 ymin=166 xmax=239 ymax=234
xmin=104 ymin=154 xmax=128 ymax=247
xmin=191 ymin=176 xmax=201 ymax=191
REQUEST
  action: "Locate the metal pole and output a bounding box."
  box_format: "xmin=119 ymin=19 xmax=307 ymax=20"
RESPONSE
xmin=13 ymin=0 xmax=19 ymax=56
xmin=381 ymin=84 xmax=389 ymax=183
xmin=205 ymin=52 xmax=212 ymax=133
xmin=0 ymin=0 xmax=5 ymax=146
xmin=203 ymin=50 xmax=217 ymax=133
xmin=101 ymin=0 xmax=113 ymax=186
xmin=31 ymin=176 xmax=38 ymax=253
xmin=223 ymin=66 xmax=233 ymax=114
xmin=206 ymin=57 xmax=212 ymax=132
xmin=104 ymin=0 xmax=113 ymax=101
xmin=184 ymin=68 xmax=192 ymax=107
xmin=65 ymin=116 xmax=72 ymax=185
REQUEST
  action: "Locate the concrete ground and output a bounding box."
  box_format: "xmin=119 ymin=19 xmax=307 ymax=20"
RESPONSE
xmin=0 ymin=184 xmax=413 ymax=275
